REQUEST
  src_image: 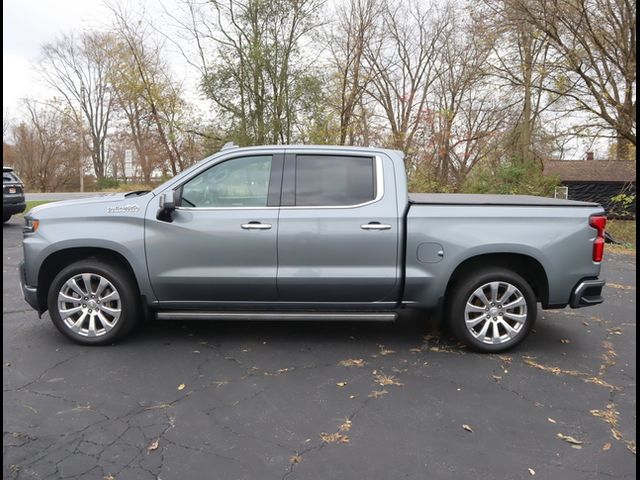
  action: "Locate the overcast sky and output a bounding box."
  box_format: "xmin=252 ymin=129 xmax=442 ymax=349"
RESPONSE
xmin=3 ymin=0 xmax=198 ymax=120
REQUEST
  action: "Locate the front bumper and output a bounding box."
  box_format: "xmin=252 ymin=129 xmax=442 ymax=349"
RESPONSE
xmin=19 ymin=261 xmax=40 ymax=311
xmin=570 ymin=279 xmax=605 ymax=308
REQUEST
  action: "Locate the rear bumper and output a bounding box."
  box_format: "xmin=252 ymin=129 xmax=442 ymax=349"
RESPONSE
xmin=3 ymin=201 xmax=26 ymax=215
xmin=570 ymin=279 xmax=605 ymax=308
xmin=19 ymin=261 xmax=40 ymax=311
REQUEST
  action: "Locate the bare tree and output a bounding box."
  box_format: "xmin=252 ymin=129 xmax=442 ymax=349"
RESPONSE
xmin=364 ymin=0 xmax=449 ymax=163
xmin=511 ymin=0 xmax=636 ymax=159
xmin=326 ymin=0 xmax=384 ymax=145
xmin=8 ymin=100 xmax=78 ymax=191
xmin=108 ymin=3 xmax=188 ymax=175
xmin=39 ymin=32 xmax=116 ymax=180
xmin=428 ymin=12 xmax=510 ymax=186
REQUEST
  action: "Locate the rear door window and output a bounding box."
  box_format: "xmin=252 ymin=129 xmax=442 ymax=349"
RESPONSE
xmin=295 ymin=155 xmax=375 ymax=207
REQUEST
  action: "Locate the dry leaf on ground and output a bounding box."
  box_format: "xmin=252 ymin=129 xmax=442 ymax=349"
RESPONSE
xmin=339 ymin=358 xmax=366 ymax=367
xmin=177 ymin=383 xmax=185 ymax=391
xmin=147 ymin=440 xmax=159 ymax=453
xmin=320 ymin=432 xmax=350 ymax=444
xmin=339 ymin=419 xmax=352 ymax=432
xmin=289 ymin=454 xmax=303 ymax=464
xmin=336 ymin=382 xmax=348 ymax=387
xmin=557 ymin=433 xmax=583 ymax=445
xmin=368 ymin=390 xmax=388 ymax=399
xmin=462 ymin=424 xmax=474 ymax=433
xmin=547 ymin=417 xmax=557 ymax=424
xmin=528 ymin=468 xmax=536 ymax=476
xmin=373 ymin=373 xmax=403 ymax=386
xmin=602 ymin=442 xmax=612 ymax=451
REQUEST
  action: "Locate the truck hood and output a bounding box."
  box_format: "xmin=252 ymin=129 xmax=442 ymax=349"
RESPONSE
xmin=28 ymin=192 xmax=152 ymax=219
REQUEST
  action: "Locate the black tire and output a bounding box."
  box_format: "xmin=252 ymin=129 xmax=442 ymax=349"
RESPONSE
xmin=446 ymin=268 xmax=537 ymax=353
xmin=3 ymin=214 xmax=11 ymax=223
xmin=47 ymin=259 xmax=140 ymax=345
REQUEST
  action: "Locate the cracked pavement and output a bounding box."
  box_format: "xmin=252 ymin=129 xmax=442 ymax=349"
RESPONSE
xmin=3 ymin=217 xmax=636 ymax=479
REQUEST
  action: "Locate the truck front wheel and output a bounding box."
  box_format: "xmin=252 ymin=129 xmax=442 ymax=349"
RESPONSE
xmin=447 ymin=268 xmax=536 ymax=352
xmin=47 ymin=259 xmax=139 ymax=345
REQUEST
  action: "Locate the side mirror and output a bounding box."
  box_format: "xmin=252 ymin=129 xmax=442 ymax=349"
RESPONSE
xmin=157 ymin=191 xmax=177 ymax=221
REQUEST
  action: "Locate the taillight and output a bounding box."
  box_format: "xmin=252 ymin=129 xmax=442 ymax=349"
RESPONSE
xmin=589 ymin=215 xmax=606 ymax=262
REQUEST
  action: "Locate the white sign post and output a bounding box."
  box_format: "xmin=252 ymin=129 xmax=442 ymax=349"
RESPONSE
xmin=124 ymin=149 xmax=134 ymax=180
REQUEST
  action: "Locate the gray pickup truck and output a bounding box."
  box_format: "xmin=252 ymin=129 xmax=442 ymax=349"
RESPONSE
xmin=20 ymin=144 xmax=607 ymax=352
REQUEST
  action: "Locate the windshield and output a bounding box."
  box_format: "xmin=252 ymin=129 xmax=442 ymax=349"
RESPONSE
xmin=150 ymin=151 xmax=222 ymax=196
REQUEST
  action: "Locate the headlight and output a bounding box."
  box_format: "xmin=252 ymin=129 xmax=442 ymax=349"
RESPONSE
xmin=23 ymin=218 xmax=40 ymax=234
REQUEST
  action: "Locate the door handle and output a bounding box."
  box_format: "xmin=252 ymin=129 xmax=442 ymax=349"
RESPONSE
xmin=361 ymin=222 xmax=392 ymax=231
xmin=241 ymin=222 xmax=272 ymax=230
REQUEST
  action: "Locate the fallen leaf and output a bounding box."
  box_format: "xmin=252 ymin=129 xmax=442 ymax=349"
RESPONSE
xmin=557 ymin=433 xmax=583 ymax=445
xmin=339 ymin=358 xmax=366 ymax=368
xmin=528 ymin=467 xmax=536 ymax=476
xmin=336 ymin=382 xmax=348 ymax=387
xmin=103 ymin=475 xmax=116 ymax=480
xmin=491 ymin=375 xmax=502 ymax=381
xmin=462 ymin=424 xmax=474 ymax=433
xmin=378 ymin=345 xmax=396 ymax=356
xmin=177 ymin=383 xmax=186 ymax=391
xmin=560 ymin=339 xmax=571 ymax=344
xmin=289 ymin=454 xmax=303 ymax=464
xmin=368 ymin=390 xmax=388 ymax=398
xmin=5 ymin=362 xmax=10 ymax=367
xmin=611 ymin=428 xmax=623 ymax=441
xmin=547 ymin=417 xmax=557 ymax=424
xmin=602 ymin=442 xmax=612 ymax=451
xmin=339 ymin=419 xmax=352 ymax=432
xmin=373 ymin=373 xmax=403 ymax=387
xmin=349 ymin=394 xmax=358 ymax=399
xmin=147 ymin=440 xmax=159 ymax=453
xmin=320 ymin=432 xmax=350 ymax=444
xmin=409 ymin=347 xmax=422 ymax=353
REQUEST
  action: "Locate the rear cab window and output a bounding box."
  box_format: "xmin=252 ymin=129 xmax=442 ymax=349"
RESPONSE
xmin=294 ymin=155 xmax=375 ymax=207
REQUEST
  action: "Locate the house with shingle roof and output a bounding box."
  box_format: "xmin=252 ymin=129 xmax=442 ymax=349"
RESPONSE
xmin=543 ymin=156 xmax=636 ymax=218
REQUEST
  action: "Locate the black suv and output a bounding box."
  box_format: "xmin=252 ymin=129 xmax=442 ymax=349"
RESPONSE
xmin=3 ymin=167 xmax=26 ymax=223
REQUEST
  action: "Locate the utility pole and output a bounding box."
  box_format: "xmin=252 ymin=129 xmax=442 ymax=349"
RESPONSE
xmin=79 ymin=85 xmax=85 ymax=192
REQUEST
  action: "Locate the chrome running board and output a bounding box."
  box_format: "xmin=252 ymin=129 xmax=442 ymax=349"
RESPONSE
xmin=155 ymin=311 xmax=397 ymax=321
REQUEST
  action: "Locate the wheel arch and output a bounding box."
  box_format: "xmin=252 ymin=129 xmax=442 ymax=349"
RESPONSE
xmin=444 ymin=252 xmax=550 ymax=307
xmin=37 ymin=247 xmax=143 ymax=314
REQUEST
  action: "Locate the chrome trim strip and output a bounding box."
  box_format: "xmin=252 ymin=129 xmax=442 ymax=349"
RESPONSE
xmin=280 ymin=156 xmax=384 ymax=210
xmin=156 ymin=311 xmax=398 ymax=321
xmin=175 ymin=155 xmax=384 ymax=211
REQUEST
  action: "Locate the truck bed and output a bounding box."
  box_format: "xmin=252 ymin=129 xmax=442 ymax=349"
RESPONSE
xmin=408 ymin=193 xmax=599 ymax=207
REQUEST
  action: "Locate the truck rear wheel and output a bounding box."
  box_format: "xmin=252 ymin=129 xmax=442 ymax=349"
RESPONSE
xmin=447 ymin=268 xmax=536 ymax=352
xmin=47 ymin=259 xmax=139 ymax=345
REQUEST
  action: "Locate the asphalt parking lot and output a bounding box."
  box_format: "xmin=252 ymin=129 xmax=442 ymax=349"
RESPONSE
xmin=3 ymin=216 xmax=636 ymax=479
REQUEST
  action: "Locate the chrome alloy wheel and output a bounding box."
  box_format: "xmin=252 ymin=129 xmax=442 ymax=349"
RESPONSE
xmin=464 ymin=281 xmax=527 ymax=345
xmin=57 ymin=273 xmax=121 ymax=337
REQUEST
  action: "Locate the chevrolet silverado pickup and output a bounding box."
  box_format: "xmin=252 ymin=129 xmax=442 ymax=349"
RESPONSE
xmin=20 ymin=144 xmax=607 ymax=352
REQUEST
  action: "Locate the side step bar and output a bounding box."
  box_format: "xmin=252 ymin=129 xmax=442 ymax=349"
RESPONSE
xmin=155 ymin=311 xmax=398 ymax=322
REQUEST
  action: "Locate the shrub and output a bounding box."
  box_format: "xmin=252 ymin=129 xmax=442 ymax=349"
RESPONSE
xmin=96 ymin=178 xmax=121 ymax=190
xmin=463 ymin=160 xmax=560 ymax=197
